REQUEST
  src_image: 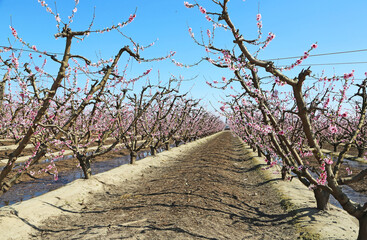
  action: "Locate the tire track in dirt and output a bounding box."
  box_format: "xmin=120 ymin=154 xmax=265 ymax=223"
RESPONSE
xmin=33 ymin=131 xmax=299 ymax=239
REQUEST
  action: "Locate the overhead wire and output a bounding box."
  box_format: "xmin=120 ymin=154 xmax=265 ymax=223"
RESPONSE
xmin=265 ymin=48 xmax=367 ymax=61
xmin=1 ymin=45 xmax=367 ymax=70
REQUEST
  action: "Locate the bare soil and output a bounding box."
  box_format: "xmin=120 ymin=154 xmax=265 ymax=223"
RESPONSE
xmin=29 ymin=131 xmax=300 ymax=239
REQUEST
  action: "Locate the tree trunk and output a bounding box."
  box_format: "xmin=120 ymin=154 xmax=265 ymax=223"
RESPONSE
xmin=150 ymin=146 xmax=157 ymax=156
xmin=0 ymin=80 xmax=5 ymax=107
xmin=358 ymin=213 xmax=367 ymax=240
xmin=357 ymin=147 xmax=365 ymax=158
xmin=281 ymin=166 xmax=288 ymax=180
xmin=265 ymin=154 xmax=271 ymax=165
xmin=165 ymin=142 xmax=171 ymax=151
xmin=333 ymin=144 xmax=338 ymax=152
xmin=78 ymin=156 xmax=92 ymax=179
xmin=313 ymin=187 xmax=330 ymax=210
xmin=130 ymin=151 xmax=137 ymax=164
xmin=175 ymin=140 xmax=180 ymax=147
xmin=257 ymin=146 xmax=262 ymax=157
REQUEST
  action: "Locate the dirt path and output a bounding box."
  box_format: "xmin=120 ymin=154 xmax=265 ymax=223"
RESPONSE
xmin=32 ymin=131 xmax=299 ymax=239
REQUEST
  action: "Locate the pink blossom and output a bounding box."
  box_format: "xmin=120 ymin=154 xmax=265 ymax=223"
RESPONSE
xmin=184 ymin=1 xmax=194 ymax=8
xmin=324 ymin=157 xmax=333 ymax=165
xmin=128 ymin=14 xmax=136 ymax=22
xmin=9 ymin=26 xmax=18 ymax=38
xmin=207 ymin=29 xmax=211 ymax=38
xmin=317 ymin=171 xmax=327 ymax=185
xmin=55 ymin=14 xmax=61 ymax=22
xmin=143 ymin=68 xmax=152 ymax=75
xmin=329 ymin=125 xmax=338 ymax=134
xmin=11 ymin=56 xmax=19 ymax=69
xmin=256 ymin=14 xmax=261 ymax=21
xmin=205 ymin=15 xmax=212 ymax=22
xmin=199 ymin=6 xmax=206 ymax=14
xmin=31 ymin=45 xmax=37 ymax=51
xmin=311 ymin=43 xmax=318 ymax=49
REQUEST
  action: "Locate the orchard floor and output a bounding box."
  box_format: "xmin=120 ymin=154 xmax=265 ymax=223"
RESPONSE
xmin=28 ymin=131 xmax=302 ymax=240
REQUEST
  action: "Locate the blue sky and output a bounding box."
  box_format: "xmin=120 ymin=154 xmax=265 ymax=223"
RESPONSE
xmin=1 ymin=0 xmax=366 ymax=113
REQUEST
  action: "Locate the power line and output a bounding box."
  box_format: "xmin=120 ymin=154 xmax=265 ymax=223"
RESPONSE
xmin=0 ymin=45 xmax=64 ymax=56
xmin=266 ymin=49 xmax=367 ymax=61
xmin=2 ymin=46 xmax=367 ymax=73
xmin=277 ymin=61 xmax=367 ymax=67
xmin=2 ymin=45 xmax=367 ymax=60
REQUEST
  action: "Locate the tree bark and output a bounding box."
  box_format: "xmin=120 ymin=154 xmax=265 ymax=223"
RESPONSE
xmin=165 ymin=142 xmax=171 ymax=151
xmin=130 ymin=151 xmax=137 ymax=164
xmin=257 ymin=146 xmax=262 ymax=157
xmin=150 ymin=146 xmax=157 ymax=156
xmin=78 ymin=156 xmax=92 ymax=179
xmin=357 ymin=147 xmax=365 ymax=158
xmin=281 ymin=166 xmax=288 ymax=180
xmin=266 ymin=155 xmax=271 ymax=166
xmin=333 ymin=144 xmax=338 ymax=152
xmin=358 ymin=213 xmax=367 ymax=240
xmin=313 ymin=187 xmax=330 ymax=210
xmin=0 ymin=80 xmax=5 ymax=107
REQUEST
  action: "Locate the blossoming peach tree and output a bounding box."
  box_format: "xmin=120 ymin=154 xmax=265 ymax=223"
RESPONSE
xmin=0 ymin=0 xmax=175 ymax=192
xmin=182 ymin=1 xmax=367 ymax=238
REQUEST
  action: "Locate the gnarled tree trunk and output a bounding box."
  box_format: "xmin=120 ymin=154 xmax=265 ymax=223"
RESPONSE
xmin=357 ymin=147 xmax=365 ymax=158
xmin=78 ymin=155 xmax=92 ymax=179
xmin=130 ymin=151 xmax=137 ymax=164
xmin=313 ymin=187 xmax=330 ymax=210
xmin=150 ymin=146 xmax=157 ymax=156
xmin=333 ymin=143 xmax=338 ymax=152
xmin=165 ymin=142 xmax=171 ymax=151
xmin=358 ymin=213 xmax=367 ymax=240
xmin=281 ymin=166 xmax=288 ymax=180
xmin=257 ymin=146 xmax=262 ymax=157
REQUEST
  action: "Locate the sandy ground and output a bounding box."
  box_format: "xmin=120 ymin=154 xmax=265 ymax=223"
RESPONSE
xmin=0 ymin=131 xmax=360 ymax=239
xmin=241 ymin=136 xmax=359 ymax=240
